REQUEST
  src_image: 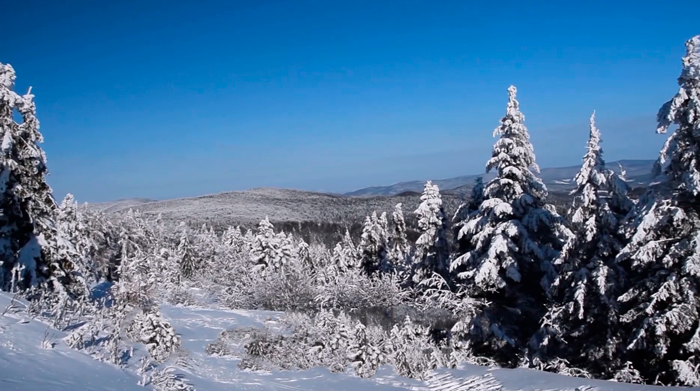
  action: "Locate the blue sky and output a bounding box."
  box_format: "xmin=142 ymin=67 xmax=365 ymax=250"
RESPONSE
xmin=2 ymin=0 xmax=698 ymax=202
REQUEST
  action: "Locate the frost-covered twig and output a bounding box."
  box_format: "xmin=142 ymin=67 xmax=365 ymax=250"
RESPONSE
xmin=1 ymin=292 xmax=22 ymax=316
xmin=41 ymin=325 xmax=57 ymax=349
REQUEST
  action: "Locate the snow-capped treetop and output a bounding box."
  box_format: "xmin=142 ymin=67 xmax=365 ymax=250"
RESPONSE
xmin=392 ymin=203 xmax=406 ymax=233
xmin=387 ymin=203 xmax=411 ymax=277
xmin=250 ymin=217 xmax=294 ymax=273
xmin=258 ymin=216 xmax=275 ymax=237
xmin=573 ymin=112 xmax=606 ymax=191
xmin=0 ymin=63 xmax=16 ymax=89
xmin=413 ymin=181 xmax=450 ymax=284
xmin=654 ymin=35 xmax=700 ymax=195
xmin=415 ymin=181 xmax=445 ymax=233
xmin=177 ymin=223 xmax=197 ymax=279
xmin=342 ymin=228 xmax=356 ymax=256
xmin=222 ymin=225 xmax=243 ymax=247
xmin=358 ymin=212 xmax=389 ymax=275
xmin=379 ymin=212 xmax=389 ymax=234
xmin=567 ymin=112 xmax=631 ymax=237
xmin=680 ymin=36 xmax=700 ymax=85
xmin=390 ymin=203 xmax=410 ymax=260
xmin=485 ymin=85 xmax=547 ymax=204
xmin=58 ymin=193 xmax=78 ymax=221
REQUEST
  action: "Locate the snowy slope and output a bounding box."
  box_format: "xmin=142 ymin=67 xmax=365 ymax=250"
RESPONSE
xmin=0 ymin=294 xmax=144 ymax=391
xmin=2 ymin=291 xmax=697 ymax=391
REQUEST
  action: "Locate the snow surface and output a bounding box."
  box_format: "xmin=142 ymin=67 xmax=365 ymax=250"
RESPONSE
xmin=1 ymin=291 xmax=698 ymax=391
xmin=0 ymin=294 xmax=143 ymax=391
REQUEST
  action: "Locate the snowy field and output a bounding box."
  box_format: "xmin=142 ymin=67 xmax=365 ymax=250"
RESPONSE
xmin=1 ymin=292 xmax=697 ymax=391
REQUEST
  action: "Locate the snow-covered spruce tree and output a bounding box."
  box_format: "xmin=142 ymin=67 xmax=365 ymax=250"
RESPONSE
xmin=613 ymin=35 xmax=700 ymax=386
xmin=194 ymin=223 xmax=218 ymax=269
xmin=0 ymin=62 xmax=89 ymax=305
xmin=388 ymin=316 xmax=438 ymax=380
xmin=272 ymin=231 xmax=295 ymax=271
xmin=331 ymin=242 xmax=354 ymax=273
xmin=358 ymin=212 xmax=389 ymax=276
xmin=328 ymin=229 xmax=359 ymax=278
xmin=146 ymin=367 xmax=195 ymax=391
xmin=307 ymin=309 xmax=354 ymax=373
xmin=529 ymin=112 xmax=631 ymax=377
xmin=294 ymin=236 xmax=311 ymax=268
xmin=176 ymin=223 xmax=197 ymax=280
xmin=449 ymin=86 xmax=571 ymax=367
xmin=389 ymin=203 xmax=412 ymax=277
xmin=125 ymin=308 xmax=182 ymax=364
xmin=340 ymin=229 xmax=359 ymax=268
xmin=348 ymin=322 xmax=385 ymax=378
xmin=250 ymin=217 xmax=293 ymax=274
xmin=79 ymin=206 xmax=120 ymax=281
xmin=221 ymin=225 xmax=244 ymax=251
xmin=242 ymin=228 xmax=254 ymax=250
xmin=412 ymin=181 xmax=450 ymax=286
xmin=56 ymin=193 xmax=99 ymax=284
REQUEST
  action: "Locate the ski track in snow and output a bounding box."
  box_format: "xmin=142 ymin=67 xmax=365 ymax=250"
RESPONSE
xmin=1 ymin=291 xmax=699 ymax=391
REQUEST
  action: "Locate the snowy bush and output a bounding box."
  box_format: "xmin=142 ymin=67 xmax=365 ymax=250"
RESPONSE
xmin=147 ymin=366 xmax=195 ymax=391
xmin=125 ymin=310 xmax=182 ymax=363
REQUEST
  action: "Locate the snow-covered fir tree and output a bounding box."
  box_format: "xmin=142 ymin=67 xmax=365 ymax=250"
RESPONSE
xmin=250 ymin=217 xmax=294 ymax=274
xmin=194 ymin=223 xmax=219 ymax=270
xmin=221 ymin=225 xmax=244 ymax=250
xmin=348 ymin=322 xmax=385 ymax=378
xmin=125 ymin=309 xmax=182 ymax=364
xmin=273 ymin=231 xmax=295 ymax=271
xmin=450 ymin=86 xmax=571 ymax=367
xmin=529 ymin=112 xmax=631 ymax=377
xmin=358 ymin=212 xmax=389 ymax=275
xmin=614 ymin=35 xmax=700 ymax=386
xmin=388 ymin=203 xmax=411 ymax=277
xmin=176 ymin=223 xmax=197 ymax=280
xmin=330 ymin=229 xmax=358 ymax=273
xmin=0 ymin=62 xmax=88 ymax=303
xmin=243 ymin=228 xmax=255 ymax=251
xmin=388 ymin=316 xmax=438 ymax=379
xmin=341 ymin=228 xmax=358 ymax=264
xmin=309 ymin=309 xmax=353 ymax=373
xmin=412 ymin=181 xmax=450 ymax=286
xmin=294 ymin=236 xmax=311 ymax=267
xmin=56 ymin=193 xmax=98 ymax=284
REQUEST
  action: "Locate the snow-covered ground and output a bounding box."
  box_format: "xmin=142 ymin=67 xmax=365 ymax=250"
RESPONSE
xmin=0 ymin=293 xmax=143 ymax=391
xmin=1 ymin=291 xmax=698 ymax=391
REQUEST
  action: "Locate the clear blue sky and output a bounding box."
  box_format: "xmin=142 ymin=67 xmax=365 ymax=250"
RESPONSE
xmin=2 ymin=0 xmax=698 ymax=202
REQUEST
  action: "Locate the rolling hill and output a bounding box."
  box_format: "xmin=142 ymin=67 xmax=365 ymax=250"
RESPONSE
xmin=344 ymin=159 xmax=655 ymax=197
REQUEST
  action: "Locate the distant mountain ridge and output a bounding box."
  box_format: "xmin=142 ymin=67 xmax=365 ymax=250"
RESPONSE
xmin=344 ymin=159 xmax=655 ymax=197
xmin=88 ymin=198 xmax=157 ymax=213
